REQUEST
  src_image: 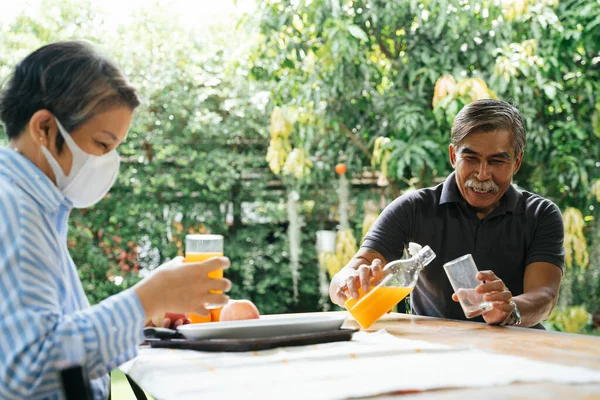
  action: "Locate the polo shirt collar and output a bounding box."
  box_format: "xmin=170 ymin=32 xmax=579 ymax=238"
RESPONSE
xmin=440 ymin=172 xmax=463 ymax=205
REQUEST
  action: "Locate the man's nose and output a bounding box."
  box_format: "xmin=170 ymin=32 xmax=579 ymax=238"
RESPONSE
xmin=476 ymin=161 xmax=491 ymax=180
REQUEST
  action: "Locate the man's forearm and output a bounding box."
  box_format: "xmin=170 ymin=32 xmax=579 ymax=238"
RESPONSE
xmin=514 ymin=288 xmax=558 ymax=327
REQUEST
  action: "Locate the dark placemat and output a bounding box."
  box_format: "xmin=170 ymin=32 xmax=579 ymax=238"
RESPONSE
xmin=144 ymin=328 xmax=357 ymax=352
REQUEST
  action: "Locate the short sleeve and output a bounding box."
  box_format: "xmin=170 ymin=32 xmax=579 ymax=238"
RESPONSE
xmin=361 ymin=193 xmax=416 ymax=262
xmin=525 ymin=200 xmax=565 ymax=271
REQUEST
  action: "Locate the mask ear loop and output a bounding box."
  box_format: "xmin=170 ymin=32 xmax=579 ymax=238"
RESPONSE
xmin=39 ymin=122 xmax=69 ymax=185
xmin=39 ymin=118 xmax=56 ymax=148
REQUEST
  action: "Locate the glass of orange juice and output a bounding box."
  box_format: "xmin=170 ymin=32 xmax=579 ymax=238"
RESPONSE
xmin=185 ymin=234 xmax=224 ymax=323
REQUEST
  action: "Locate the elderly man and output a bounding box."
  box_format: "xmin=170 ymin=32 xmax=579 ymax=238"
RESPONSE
xmin=330 ymin=99 xmax=563 ymax=329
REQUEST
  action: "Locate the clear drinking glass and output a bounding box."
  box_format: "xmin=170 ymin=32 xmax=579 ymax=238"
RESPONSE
xmin=443 ymin=254 xmax=492 ymax=318
xmin=185 ymin=234 xmax=224 ymax=314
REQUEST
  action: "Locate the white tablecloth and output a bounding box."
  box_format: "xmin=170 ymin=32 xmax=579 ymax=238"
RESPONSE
xmin=120 ymin=330 xmax=600 ymax=400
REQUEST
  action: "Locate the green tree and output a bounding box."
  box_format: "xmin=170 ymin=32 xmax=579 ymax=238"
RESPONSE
xmin=247 ymin=0 xmax=600 ymax=320
xmin=2 ymin=0 xmax=599 ymax=322
xmin=0 ymin=0 xmax=327 ymax=312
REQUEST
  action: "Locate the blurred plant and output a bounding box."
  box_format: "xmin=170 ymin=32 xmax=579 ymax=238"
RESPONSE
xmin=433 ymin=75 xmax=497 ymax=126
xmin=319 ymin=251 xmax=341 ymax=280
xmin=386 ymin=132 xmax=443 ymax=184
xmin=494 ymin=39 xmax=545 ymax=82
xmin=502 ymin=0 xmax=530 ymax=22
xmin=361 ymin=200 xmax=380 ymax=240
xmin=335 ymin=229 xmax=358 ymax=272
xmin=266 ymin=107 xmax=293 ymax=175
xmin=282 ymin=148 xmax=313 ymax=179
xmin=371 ymin=137 xmax=391 ymax=187
xmin=2 ymin=0 xmax=599 ymax=321
xmin=432 ymin=75 xmax=457 ymax=108
xmin=337 ymin=163 xmax=350 ymax=230
xmin=502 ymin=0 xmax=560 ymax=23
xmin=563 ymin=207 xmax=589 ymax=268
xmin=546 ymin=306 xmax=592 ymax=334
xmin=591 ymin=180 xmax=600 ymax=202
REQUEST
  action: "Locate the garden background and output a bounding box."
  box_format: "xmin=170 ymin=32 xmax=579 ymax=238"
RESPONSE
xmin=0 ymin=0 xmax=599 ymax=337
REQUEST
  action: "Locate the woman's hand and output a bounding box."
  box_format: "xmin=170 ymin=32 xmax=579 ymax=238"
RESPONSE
xmin=144 ymin=312 xmax=192 ymax=329
xmin=135 ymin=256 xmax=232 ymax=322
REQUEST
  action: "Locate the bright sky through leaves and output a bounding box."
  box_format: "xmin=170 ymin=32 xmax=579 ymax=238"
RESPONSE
xmin=0 ymin=0 xmax=255 ymax=30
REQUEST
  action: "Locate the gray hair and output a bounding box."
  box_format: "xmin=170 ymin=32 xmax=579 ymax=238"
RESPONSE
xmin=451 ymin=99 xmax=526 ymax=156
xmin=0 ymin=40 xmax=139 ymax=152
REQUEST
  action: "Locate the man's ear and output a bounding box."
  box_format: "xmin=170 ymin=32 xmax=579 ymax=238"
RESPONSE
xmin=513 ymin=151 xmax=524 ymax=175
xmin=449 ymin=144 xmax=457 ymax=168
xmin=27 ymin=110 xmax=55 ymax=147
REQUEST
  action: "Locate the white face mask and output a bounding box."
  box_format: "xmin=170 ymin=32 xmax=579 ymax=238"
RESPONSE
xmin=40 ymin=118 xmax=120 ymax=208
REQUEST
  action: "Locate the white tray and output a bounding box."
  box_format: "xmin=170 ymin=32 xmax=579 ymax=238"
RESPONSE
xmin=177 ymin=314 xmax=347 ymax=340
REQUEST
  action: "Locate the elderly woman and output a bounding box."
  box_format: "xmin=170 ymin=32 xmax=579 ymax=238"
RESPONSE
xmin=0 ymin=41 xmax=231 ymax=399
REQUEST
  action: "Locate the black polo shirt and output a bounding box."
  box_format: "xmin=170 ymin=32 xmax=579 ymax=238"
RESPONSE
xmin=362 ymin=172 xmax=564 ymax=328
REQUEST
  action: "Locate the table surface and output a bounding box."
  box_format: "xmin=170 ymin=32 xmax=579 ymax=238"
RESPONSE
xmin=126 ymin=312 xmax=600 ymax=399
xmin=344 ymin=311 xmax=600 ymax=399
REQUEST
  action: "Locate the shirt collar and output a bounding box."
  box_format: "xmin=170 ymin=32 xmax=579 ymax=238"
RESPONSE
xmin=0 ymin=147 xmax=70 ymax=212
xmin=440 ymin=172 xmax=463 ymax=205
xmin=498 ymin=184 xmax=521 ymax=214
xmin=440 ymin=171 xmax=523 ymax=215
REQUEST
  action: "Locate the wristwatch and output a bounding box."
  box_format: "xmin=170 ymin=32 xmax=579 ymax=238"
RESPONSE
xmin=501 ymin=300 xmax=522 ymax=326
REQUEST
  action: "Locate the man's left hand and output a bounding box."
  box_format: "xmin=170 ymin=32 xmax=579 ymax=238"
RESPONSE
xmin=451 ymin=270 xmax=515 ymax=325
xmin=475 ymin=270 xmax=515 ymax=325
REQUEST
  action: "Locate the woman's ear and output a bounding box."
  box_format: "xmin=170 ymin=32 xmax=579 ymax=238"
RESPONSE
xmin=28 ymin=110 xmax=56 ymax=147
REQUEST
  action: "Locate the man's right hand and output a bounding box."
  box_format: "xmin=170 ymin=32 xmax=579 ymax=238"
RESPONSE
xmin=329 ymin=258 xmax=385 ymax=308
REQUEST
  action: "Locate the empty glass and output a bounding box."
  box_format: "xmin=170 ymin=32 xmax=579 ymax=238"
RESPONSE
xmin=443 ymin=254 xmax=492 ymax=318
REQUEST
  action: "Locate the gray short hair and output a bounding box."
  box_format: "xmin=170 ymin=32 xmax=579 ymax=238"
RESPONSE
xmin=0 ymin=40 xmax=139 ymax=153
xmin=451 ymin=99 xmax=526 ymax=156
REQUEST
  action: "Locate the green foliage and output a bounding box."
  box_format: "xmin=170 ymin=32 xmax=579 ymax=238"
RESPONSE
xmin=226 ymin=224 xmax=323 ymax=313
xmin=0 ymin=0 xmax=342 ymax=314
xmin=559 ymin=222 xmax=600 ymax=313
xmin=249 ymin=0 xmax=600 ymax=208
xmin=545 ymin=306 xmax=592 ymax=334
xmin=1 ymin=0 xmax=599 ymax=323
xmin=68 ymin=217 xmax=142 ymax=305
xmin=247 ymin=0 xmax=600 ymax=324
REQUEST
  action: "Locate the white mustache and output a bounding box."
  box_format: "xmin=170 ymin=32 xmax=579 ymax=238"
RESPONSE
xmin=464 ymin=177 xmax=499 ymax=193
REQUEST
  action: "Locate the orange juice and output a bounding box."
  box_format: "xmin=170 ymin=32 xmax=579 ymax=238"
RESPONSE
xmin=345 ymin=286 xmax=413 ymax=329
xmin=210 ymin=308 xmax=221 ymax=322
xmin=188 ymin=313 xmax=211 ymax=324
xmin=185 ymin=252 xmax=223 ymax=322
xmin=184 ymin=252 xmax=224 ymax=279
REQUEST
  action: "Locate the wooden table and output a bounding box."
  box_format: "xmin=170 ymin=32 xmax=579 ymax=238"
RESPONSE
xmin=349 ymin=312 xmax=600 ymax=399
xmin=123 ymin=312 xmax=600 ymax=399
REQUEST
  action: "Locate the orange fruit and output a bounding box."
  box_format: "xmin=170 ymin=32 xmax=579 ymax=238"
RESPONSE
xmin=335 ymin=163 xmax=347 ymax=175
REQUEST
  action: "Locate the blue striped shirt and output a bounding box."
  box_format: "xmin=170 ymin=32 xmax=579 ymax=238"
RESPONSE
xmin=0 ymin=148 xmax=145 ymax=400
